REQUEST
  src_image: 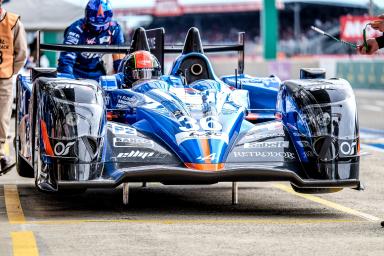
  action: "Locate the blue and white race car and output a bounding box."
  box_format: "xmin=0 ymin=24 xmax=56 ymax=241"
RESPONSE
xmin=15 ymin=27 xmax=361 ymax=203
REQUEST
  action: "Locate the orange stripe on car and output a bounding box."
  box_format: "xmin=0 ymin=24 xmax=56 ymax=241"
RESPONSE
xmin=40 ymin=120 xmax=54 ymax=156
xmin=184 ymin=163 xmax=225 ymax=171
xmin=357 ymin=138 xmax=360 ymax=153
xmin=246 ymin=113 xmax=259 ymax=121
xmin=201 ymin=139 xmax=211 ymax=164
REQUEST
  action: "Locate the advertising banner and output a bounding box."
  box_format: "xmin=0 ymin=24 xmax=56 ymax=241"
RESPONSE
xmin=340 ymin=16 xmax=383 ymax=42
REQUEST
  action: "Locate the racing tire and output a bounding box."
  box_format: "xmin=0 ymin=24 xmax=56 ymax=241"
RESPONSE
xmin=291 ymin=184 xmax=343 ymax=194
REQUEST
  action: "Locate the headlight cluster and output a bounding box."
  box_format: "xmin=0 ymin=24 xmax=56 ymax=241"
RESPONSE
xmin=65 ymin=112 xmax=79 ymax=127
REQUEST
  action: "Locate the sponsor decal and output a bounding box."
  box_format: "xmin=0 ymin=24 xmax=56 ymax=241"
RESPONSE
xmin=113 ymin=137 xmax=154 ymax=148
xmin=117 ymin=151 xmax=164 ymax=159
xmin=66 ymin=32 xmax=80 ymax=44
xmin=244 ymin=141 xmax=289 ymax=149
xmin=114 ymin=95 xmax=140 ymax=109
xmin=304 ymin=151 xmax=315 ymax=158
xmin=105 ymin=95 xmax=111 ymax=105
xmin=305 ymin=84 xmax=335 ymax=92
xmin=54 ymin=141 xmax=76 ymax=156
xmin=148 ymin=37 xmax=156 ymax=48
xmin=248 ymin=122 xmax=283 ymax=133
xmin=233 ymin=151 xmax=296 ymax=160
xmin=66 ymin=36 xmax=79 ymax=45
xmin=99 ymin=36 xmax=111 ymax=44
xmin=241 ymin=122 xmax=285 ymax=142
xmin=303 ymin=138 xmax=358 ymax=160
xmin=178 ymin=116 xmax=223 ymax=132
xmin=81 ymin=52 xmax=102 ymax=59
xmin=245 ymin=131 xmax=286 ymax=141
xmin=175 ymin=131 xmax=229 ymax=145
xmin=68 ymin=32 xmax=80 ymax=38
xmin=86 ymin=37 xmax=97 ymax=45
xmin=197 ymin=153 xmax=218 ymax=162
xmin=340 ymin=141 xmax=357 ymax=156
xmin=0 ymin=39 xmax=10 ymax=50
xmin=107 ymin=123 xmax=137 ymax=136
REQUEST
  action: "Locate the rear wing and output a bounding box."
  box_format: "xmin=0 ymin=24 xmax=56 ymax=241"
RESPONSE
xmin=37 ymin=28 xmax=245 ymax=74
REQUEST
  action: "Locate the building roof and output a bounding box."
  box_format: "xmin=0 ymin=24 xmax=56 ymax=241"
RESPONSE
xmin=3 ymin=0 xmax=83 ymax=30
xmin=113 ymin=0 xmax=284 ymax=17
xmin=63 ymin=0 xmax=284 ymax=16
xmin=283 ymin=0 xmax=371 ymax=8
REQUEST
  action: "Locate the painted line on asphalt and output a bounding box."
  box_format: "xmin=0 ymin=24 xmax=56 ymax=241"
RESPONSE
xmin=24 ymin=218 xmax=359 ymax=226
xmin=4 ymin=185 xmax=25 ymax=224
xmin=4 ymin=186 xmax=40 ymax=256
xmin=273 ymin=184 xmax=381 ymax=222
xmin=11 ymin=231 xmax=39 ymax=256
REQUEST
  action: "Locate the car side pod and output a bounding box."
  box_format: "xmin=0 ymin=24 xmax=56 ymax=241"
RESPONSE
xmin=277 ymin=76 xmax=360 ymax=193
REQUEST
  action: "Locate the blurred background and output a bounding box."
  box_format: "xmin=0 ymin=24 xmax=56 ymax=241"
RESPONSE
xmin=3 ymin=0 xmax=384 ymax=88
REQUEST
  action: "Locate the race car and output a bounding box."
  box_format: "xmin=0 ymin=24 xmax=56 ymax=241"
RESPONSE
xmin=14 ymin=27 xmax=361 ymax=204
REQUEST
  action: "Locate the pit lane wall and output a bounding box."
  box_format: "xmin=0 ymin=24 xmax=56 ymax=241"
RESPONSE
xmin=209 ymin=57 xmax=384 ymax=89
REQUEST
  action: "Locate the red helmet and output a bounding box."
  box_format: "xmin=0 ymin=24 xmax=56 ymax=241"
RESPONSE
xmin=122 ymin=51 xmax=162 ymax=87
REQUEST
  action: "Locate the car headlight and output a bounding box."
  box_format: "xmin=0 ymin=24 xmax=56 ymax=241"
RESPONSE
xmin=316 ymin=112 xmax=331 ymax=127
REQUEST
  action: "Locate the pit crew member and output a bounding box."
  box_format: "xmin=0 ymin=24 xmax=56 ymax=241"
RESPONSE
xmin=58 ymin=0 xmax=125 ymax=80
xmin=0 ymin=0 xmax=27 ymax=175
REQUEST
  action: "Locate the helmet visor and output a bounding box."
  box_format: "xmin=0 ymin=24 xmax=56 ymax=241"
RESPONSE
xmin=131 ymin=69 xmax=158 ymax=81
xmin=88 ymin=22 xmax=110 ymax=31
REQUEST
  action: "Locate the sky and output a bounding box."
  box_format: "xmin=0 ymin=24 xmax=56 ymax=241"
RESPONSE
xmin=63 ymin=0 xmax=384 ymax=9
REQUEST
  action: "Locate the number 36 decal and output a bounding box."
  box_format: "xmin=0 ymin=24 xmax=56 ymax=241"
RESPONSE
xmin=178 ymin=116 xmax=222 ymax=132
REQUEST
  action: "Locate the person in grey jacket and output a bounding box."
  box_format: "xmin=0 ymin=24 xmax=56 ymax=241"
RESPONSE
xmin=0 ymin=0 xmax=27 ymax=175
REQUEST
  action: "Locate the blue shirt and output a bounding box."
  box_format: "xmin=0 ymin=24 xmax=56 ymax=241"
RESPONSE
xmin=58 ymin=18 xmax=125 ymax=81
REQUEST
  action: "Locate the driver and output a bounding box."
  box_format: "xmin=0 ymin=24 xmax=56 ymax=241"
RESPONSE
xmin=58 ymin=0 xmax=125 ymax=81
xmin=115 ymin=50 xmax=162 ymax=89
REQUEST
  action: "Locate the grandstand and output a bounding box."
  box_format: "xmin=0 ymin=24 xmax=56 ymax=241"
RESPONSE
xmin=113 ymin=0 xmax=374 ymax=56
